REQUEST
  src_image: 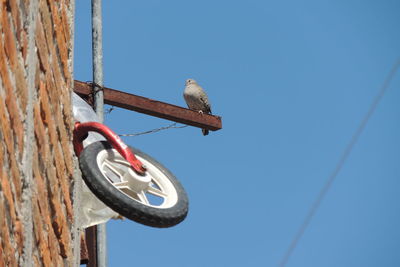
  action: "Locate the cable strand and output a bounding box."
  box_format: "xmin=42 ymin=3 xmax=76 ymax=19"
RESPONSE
xmin=279 ymin=59 xmax=400 ymax=267
xmin=118 ymin=122 xmax=188 ymax=137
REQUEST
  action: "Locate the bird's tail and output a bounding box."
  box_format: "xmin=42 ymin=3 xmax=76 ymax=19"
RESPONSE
xmin=202 ymin=129 xmax=209 ymax=136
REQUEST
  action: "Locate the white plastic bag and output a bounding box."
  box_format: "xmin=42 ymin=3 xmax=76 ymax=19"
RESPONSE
xmin=72 ymin=92 xmax=119 ymax=228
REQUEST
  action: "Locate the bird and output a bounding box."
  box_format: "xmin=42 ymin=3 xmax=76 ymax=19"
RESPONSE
xmin=183 ymin=79 xmax=212 ymax=136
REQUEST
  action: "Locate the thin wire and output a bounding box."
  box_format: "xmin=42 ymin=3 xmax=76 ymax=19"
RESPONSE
xmin=92 ymin=93 xmax=186 ymax=136
xmin=119 ymin=122 xmax=188 ymax=137
xmin=105 ymin=106 xmax=115 ymax=114
xmin=279 ymin=59 xmax=400 ymax=267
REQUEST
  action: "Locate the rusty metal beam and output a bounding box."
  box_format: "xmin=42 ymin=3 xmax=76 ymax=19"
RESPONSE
xmin=84 ymin=226 xmax=97 ymax=267
xmin=74 ymin=80 xmax=222 ymax=131
xmin=80 ymin=234 xmax=89 ymax=265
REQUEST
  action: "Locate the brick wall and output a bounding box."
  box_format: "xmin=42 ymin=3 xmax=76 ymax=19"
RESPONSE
xmin=0 ymin=0 xmax=79 ymax=266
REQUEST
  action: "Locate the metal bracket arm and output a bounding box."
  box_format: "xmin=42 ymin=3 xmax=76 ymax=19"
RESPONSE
xmin=73 ymin=121 xmax=146 ymax=175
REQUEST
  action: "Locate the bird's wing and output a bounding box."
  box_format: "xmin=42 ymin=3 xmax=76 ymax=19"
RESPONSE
xmin=200 ymin=95 xmax=212 ymax=114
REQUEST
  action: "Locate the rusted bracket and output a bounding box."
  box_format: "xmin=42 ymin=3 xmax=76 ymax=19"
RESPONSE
xmin=73 ymin=80 xmax=222 ymax=131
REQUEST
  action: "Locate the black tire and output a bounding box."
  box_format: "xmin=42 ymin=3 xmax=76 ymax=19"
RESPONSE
xmin=79 ymin=141 xmax=189 ymax=228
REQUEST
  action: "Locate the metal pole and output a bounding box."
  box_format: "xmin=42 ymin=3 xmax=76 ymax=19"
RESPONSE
xmin=92 ymin=0 xmax=104 ymax=122
xmin=91 ymin=0 xmax=107 ymax=266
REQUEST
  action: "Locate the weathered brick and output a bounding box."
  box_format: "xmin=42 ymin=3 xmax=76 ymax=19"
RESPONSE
xmin=45 ymin=72 xmax=61 ymax=118
xmin=45 ymin=160 xmax=60 ymax=199
xmin=1 ymin=0 xmax=76 ymax=265
xmin=0 ymin=240 xmax=4 ymax=267
xmin=7 ymin=0 xmax=22 ymax=43
xmin=39 ymin=0 xmax=57 ymax=64
xmin=0 ymin=131 xmax=4 ymax=173
xmin=0 ymin=32 xmax=24 ymax=155
xmin=20 ymin=30 xmax=28 ymax=63
xmin=60 ymin=2 xmax=71 ymax=47
xmin=2 ymin=5 xmax=18 ymax=72
xmin=32 ymin=197 xmax=53 ymax=266
xmin=0 ymin=207 xmax=18 ymax=267
xmin=10 ymin=159 xmax=22 ymax=203
xmin=50 ymin=52 xmax=67 ymax=92
xmin=0 ymin=100 xmax=15 ymax=158
xmin=32 ymin=201 xmax=42 ymax=247
xmin=56 ymin=105 xmax=74 ymax=176
xmin=0 ymin=36 xmax=15 ymax=109
xmin=0 ymin=102 xmax=22 ymax=201
xmin=0 ymin=193 xmax=5 ymax=232
xmin=62 ymin=144 xmax=74 ymax=179
xmin=47 ymin=226 xmax=62 ymax=265
xmin=60 ymin=142 xmax=74 ymax=179
xmin=15 ymin=62 xmax=28 ymax=113
xmin=40 ymin=0 xmax=53 ymax=37
xmin=14 ymin=219 xmax=23 ymax=255
xmin=1 ymin=170 xmax=17 ymax=223
xmin=34 ymin=61 xmax=40 ymax=91
xmin=46 ymin=117 xmax=59 ymax=154
xmin=4 ymin=92 xmax=24 ymax=153
xmin=38 ymin=80 xmax=52 ymax=126
xmin=35 ymin=18 xmax=50 ymax=73
xmin=48 ymin=0 xmax=69 ymax=80
xmin=32 ymin=153 xmax=54 ymax=234
xmin=33 ymin=103 xmax=48 ymax=160
xmin=53 ymin=143 xmax=73 ymax=219
xmin=50 ymin=197 xmax=71 ymax=258
xmin=33 ymin=255 xmax=40 ymax=267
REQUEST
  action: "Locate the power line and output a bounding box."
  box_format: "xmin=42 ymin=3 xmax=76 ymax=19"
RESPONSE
xmin=119 ymin=122 xmax=188 ymax=137
xmin=279 ymin=59 xmax=400 ymax=267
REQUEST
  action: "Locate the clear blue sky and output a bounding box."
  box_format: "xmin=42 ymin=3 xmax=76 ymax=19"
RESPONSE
xmin=74 ymin=1 xmax=400 ymax=266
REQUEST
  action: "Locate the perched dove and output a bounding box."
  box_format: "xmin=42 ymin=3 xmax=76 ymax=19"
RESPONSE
xmin=183 ymin=79 xmax=212 ymax=136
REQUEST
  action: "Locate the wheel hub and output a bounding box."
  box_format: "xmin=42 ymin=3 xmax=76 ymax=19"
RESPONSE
xmin=123 ymin=168 xmax=151 ymax=192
